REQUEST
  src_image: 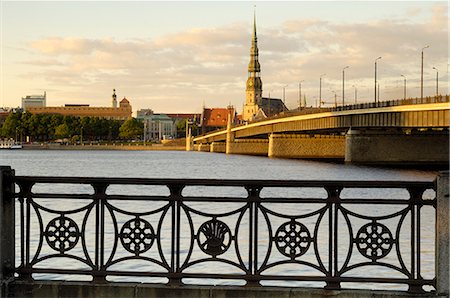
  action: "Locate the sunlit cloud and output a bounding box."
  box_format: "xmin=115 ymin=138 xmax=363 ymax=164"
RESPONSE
xmin=14 ymin=3 xmax=449 ymax=112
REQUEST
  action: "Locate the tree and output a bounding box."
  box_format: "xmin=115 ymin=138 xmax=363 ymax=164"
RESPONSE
xmin=119 ymin=118 xmax=143 ymax=140
xmin=54 ymin=123 xmax=70 ymax=139
xmin=1 ymin=112 xmax=20 ymax=139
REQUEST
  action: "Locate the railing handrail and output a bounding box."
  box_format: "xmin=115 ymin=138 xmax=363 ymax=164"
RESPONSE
xmin=13 ymin=175 xmax=434 ymax=188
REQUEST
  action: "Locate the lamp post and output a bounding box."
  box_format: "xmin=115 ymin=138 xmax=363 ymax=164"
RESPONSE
xmin=352 ymin=85 xmax=357 ymax=104
xmin=421 ymin=45 xmax=429 ymax=101
xmin=298 ymin=80 xmax=304 ymax=110
xmin=331 ymin=90 xmax=337 ymax=108
xmin=282 ymin=85 xmax=288 ymax=104
xmin=432 ymin=67 xmax=439 ymax=96
xmin=400 ymin=75 xmax=406 ymax=100
xmin=319 ymin=74 xmax=326 ymax=108
xmin=342 ymin=66 xmax=349 ymax=106
xmin=374 ymin=57 xmax=382 ymax=103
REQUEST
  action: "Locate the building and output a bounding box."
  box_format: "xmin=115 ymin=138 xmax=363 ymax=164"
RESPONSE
xmin=200 ymin=106 xmax=235 ymax=133
xmin=242 ymin=14 xmax=287 ymax=122
xmin=22 ymin=92 xmax=46 ymax=110
xmin=26 ymin=90 xmax=132 ymax=120
xmin=136 ymin=110 xmax=176 ymax=141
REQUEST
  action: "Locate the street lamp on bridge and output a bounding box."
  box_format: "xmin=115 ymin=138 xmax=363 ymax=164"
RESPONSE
xmin=319 ymin=74 xmax=326 ymax=108
xmin=298 ymin=80 xmax=304 ymax=110
xmin=282 ymin=85 xmax=288 ymax=104
xmin=374 ymin=56 xmax=382 ymax=103
xmin=400 ymin=74 xmax=407 ymax=100
xmin=342 ymin=66 xmax=349 ymax=107
xmin=421 ymin=45 xmax=429 ymax=101
xmin=352 ymin=85 xmax=358 ymax=104
xmin=432 ymin=67 xmax=439 ymax=96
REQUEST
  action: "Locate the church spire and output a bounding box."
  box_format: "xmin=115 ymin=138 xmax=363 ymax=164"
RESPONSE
xmin=243 ymin=8 xmax=263 ymax=122
xmin=248 ymin=8 xmax=260 ymax=73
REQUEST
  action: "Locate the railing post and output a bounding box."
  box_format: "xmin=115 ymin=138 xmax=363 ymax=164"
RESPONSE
xmin=436 ymin=171 xmax=449 ymax=296
xmin=0 ymin=166 xmax=15 ymax=292
xmin=168 ymin=184 xmax=184 ymax=286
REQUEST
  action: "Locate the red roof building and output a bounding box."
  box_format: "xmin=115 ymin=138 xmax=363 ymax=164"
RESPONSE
xmin=200 ymin=107 xmax=235 ymax=133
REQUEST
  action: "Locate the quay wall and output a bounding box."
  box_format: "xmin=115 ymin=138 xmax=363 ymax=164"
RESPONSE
xmin=22 ymin=144 xmax=185 ymax=151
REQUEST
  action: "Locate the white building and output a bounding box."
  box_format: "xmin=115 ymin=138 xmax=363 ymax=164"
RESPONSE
xmin=22 ymin=92 xmax=46 ymax=110
xmin=137 ymin=111 xmax=176 ymax=141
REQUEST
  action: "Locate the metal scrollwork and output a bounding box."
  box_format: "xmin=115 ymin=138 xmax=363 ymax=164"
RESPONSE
xmin=275 ymin=220 xmax=312 ymax=259
xmin=356 ymin=222 xmax=394 ymax=260
xmin=197 ymin=219 xmax=231 ymax=257
xmin=119 ymin=217 xmax=155 ymax=255
xmin=44 ymin=215 xmax=80 ymax=253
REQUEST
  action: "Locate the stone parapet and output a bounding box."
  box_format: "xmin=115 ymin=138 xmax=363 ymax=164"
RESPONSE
xmin=6 ymin=281 xmax=447 ymax=298
xmin=268 ymin=134 xmax=345 ymax=159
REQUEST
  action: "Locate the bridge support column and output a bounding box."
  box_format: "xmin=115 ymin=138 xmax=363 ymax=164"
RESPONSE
xmin=268 ymin=134 xmax=345 ymax=159
xmin=185 ymin=128 xmax=192 ymax=151
xmin=210 ymin=142 xmax=226 ymax=153
xmin=345 ymin=129 xmax=449 ymax=165
xmin=225 ymin=114 xmax=235 ymax=154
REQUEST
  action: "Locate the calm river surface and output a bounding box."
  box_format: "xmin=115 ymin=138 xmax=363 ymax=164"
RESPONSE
xmin=0 ymin=150 xmax=439 ymax=290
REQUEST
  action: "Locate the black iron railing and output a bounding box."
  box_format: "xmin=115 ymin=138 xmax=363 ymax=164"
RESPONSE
xmin=2 ymin=173 xmax=442 ymax=294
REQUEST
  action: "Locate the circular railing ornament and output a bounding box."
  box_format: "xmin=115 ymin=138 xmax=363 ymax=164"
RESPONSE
xmin=356 ymin=222 xmax=394 ymax=260
xmin=45 ymin=215 xmax=80 ymax=253
xmin=275 ymin=220 xmax=312 ymax=259
xmin=119 ymin=217 xmax=155 ymax=255
xmin=197 ymin=219 xmax=232 ymax=257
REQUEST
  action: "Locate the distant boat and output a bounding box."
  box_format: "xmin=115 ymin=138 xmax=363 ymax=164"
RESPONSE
xmin=0 ymin=140 xmax=23 ymax=149
xmin=9 ymin=144 xmax=23 ymax=149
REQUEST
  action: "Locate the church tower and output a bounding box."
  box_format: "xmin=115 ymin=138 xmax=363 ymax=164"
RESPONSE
xmin=243 ymin=12 xmax=263 ymax=122
xmin=112 ymin=89 xmax=117 ymax=108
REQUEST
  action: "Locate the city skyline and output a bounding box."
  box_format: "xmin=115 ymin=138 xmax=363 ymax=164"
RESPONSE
xmin=1 ymin=1 xmax=448 ymax=114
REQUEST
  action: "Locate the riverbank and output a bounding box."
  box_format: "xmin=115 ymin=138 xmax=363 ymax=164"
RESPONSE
xmin=22 ymin=143 xmax=186 ymax=151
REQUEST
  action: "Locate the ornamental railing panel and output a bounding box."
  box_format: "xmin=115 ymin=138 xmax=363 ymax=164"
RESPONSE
xmin=7 ymin=176 xmax=438 ymax=293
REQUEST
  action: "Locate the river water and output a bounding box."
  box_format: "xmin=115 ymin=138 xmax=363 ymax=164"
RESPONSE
xmin=0 ymin=150 xmax=439 ymax=291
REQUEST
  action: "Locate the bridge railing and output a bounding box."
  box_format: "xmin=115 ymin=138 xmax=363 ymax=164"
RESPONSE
xmin=228 ymin=95 xmax=450 ymax=129
xmin=333 ymin=95 xmax=450 ymax=112
xmin=0 ymin=167 xmax=448 ymax=295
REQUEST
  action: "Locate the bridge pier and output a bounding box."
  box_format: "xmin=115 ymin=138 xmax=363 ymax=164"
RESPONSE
xmin=226 ymin=139 xmax=268 ymax=156
xmin=268 ymin=134 xmax=345 ymax=159
xmin=210 ymin=142 xmax=226 ymax=153
xmin=197 ymin=143 xmax=210 ymax=152
xmin=345 ymin=129 xmax=449 ymax=166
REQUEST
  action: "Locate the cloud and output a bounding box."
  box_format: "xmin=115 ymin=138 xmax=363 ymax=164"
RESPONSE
xmin=20 ymin=3 xmax=449 ymax=112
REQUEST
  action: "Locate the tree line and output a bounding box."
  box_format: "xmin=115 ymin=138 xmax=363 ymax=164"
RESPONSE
xmin=1 ymin=111 xmax=144 ymax=142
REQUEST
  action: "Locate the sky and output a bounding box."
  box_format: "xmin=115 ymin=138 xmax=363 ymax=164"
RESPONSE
xmin=1 ymin=1 xmax=448 ymax=114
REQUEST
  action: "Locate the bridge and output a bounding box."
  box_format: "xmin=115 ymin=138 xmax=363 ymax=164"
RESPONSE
xmin=192 ymin=96 xmax=450 ymax=165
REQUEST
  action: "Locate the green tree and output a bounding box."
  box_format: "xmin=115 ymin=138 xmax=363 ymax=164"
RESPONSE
xmin=54 ymin=123 xmax=70 ymax=139
xmin=1 ymin=112 xmax=20 ymax=139
xmin=119 ymin=118 xmax=143 ymax=140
